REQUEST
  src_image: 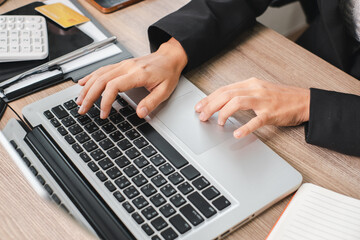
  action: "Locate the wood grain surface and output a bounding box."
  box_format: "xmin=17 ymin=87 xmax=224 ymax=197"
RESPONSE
xmin=1 ymin=0 xmax=359 ymax=239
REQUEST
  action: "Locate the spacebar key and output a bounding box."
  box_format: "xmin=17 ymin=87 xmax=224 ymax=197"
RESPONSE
xmin=137 ymin=123 xmax=188 ymax=169
xmin=188 ymin=192 xmax=217 ymax=218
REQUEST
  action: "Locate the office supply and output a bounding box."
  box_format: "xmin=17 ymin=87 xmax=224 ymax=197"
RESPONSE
xmin=0 ymin=15 xmax=49 ymax=62
xmin=266 ymin=183 xmax=360 ymax=240
xmin=0 ymin=2 xmax=94 ymax=84
xmin=35 ymin=3 xmax=90 ymax=28
xmin=0 ymin=36 xmax=117 ymax=90
xmin=86 ymin=0 xmax=143 ymax=13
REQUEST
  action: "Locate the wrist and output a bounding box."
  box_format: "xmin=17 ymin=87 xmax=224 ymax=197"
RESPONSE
xmin=157 ymin=37 xmax=188 ymax=73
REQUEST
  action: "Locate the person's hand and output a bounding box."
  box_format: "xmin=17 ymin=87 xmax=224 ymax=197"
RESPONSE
xmin=76 ymin=37 xmax=188 ymax=119
xmin=195 ymin=78 xmax=310 ymax=138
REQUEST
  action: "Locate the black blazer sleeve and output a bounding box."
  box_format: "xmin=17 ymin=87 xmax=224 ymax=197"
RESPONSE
xmin=148 ymin=0 xmax=272 ymax=71
xmin=305 ymin=88 xmax=360 ymax=156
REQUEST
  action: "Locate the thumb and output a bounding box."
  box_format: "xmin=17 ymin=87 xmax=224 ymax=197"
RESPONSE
xmin=136 ymin=82 xmax=174 ymax=118
xmin=234 ymin=114 xmax=267 ymax=138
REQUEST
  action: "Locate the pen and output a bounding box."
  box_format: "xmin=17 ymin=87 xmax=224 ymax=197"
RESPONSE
xmin=0 ymin=36 xmax=117 ymax=90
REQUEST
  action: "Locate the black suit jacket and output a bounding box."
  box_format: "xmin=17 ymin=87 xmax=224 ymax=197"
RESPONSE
xmin=148 ymin=0 xmax=360 ymax=156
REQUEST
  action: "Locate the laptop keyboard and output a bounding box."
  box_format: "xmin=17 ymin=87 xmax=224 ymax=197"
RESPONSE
xmin=43 ymin=95 xmax=231 ymax=239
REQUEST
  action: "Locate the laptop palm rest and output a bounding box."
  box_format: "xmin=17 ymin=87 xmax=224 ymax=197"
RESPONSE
xmin=154 ymin=91 xmax=236 ymax=155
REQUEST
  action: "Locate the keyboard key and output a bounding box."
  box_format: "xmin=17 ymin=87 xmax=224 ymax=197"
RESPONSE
xmin=150 ymin=193 xmax=166 ymax=207
xmin=202 ymin=186 xmax=220 ymax=200
xmin=212 ymin=196 xmax=231 ymax=211
xmin=115 ymin=156 xmax=130 ymax=168
xmin=150 ymin=154 xmax=165 ymax=166
xmin=107 ymin=147 xmax=122 ymax=159
xmin=180 ymin=204 xmax=204 ymax=226
xmin=122 ymin=201 xmax=135 ymax=213
xmin=151 ymin=216 xmax=168 ymax=231
xmin=44 ymin=184 xmax=53 ymax=195
xmin=178 ymin=182 xmax=194 ymax=195
xmin=106 ymin=166 xmax=122 ymax=179
xmin=94 ymin=97 xmax=102 ymax=107
xmin=104 ymin=181 xmax=116 ymax=192
xmin=170 ymin=194 xmax=186 ymax=207
xmin=102 ymin=122 xmax=116 ymax=133
xmin=125 ymin=129 xmax=140 ymax=140
xmin=92 ymin=130 xmax=106 ymax=142
xmin=141 ymin=183 xmax=157 ymax=197
xmin=51 ymin=105 xmax=68 ymax=119
xmin=151 ymin=174 xmax=167 ymax=187
xmin=188 ymin=192 xmax=216 ymax=218
xmin=63 ymin=100 xmax=77 ymax=110
xmin=143 ymin=165 xmax=158 ymax=178
xmin=117 ymin=139 xmax=132 ymax=150
xmin=127 ymin=114 xmax=145 ymax=126
xmin=141 ymin=223 xmax=154 ymax=236
xmin=125 ymin=147 xmax=140 ymax=159
xmin=57 ymin=126 xmax=68 ymax=136
xmin=113 ymin=191 xmax=125 ymax=202
xmin=16 ymin=148 xmax=24 ymax=158
xmin=159 ymin=163 xmax=174 ymax=176
xmin=61 ymin=116 xmax=75 ymax=127
xmin=181 ymin=165 xmax=200 ymax=180
xmin=119 ymin=106 xmax=135 ymax=117
xmin=52 ymin=194 xmax=61 ymax=205
xmin=36 ymin=175 xmax=45 ymax=185
xmin=115 ymin=176 xmax=130 ymax=189
xmin=168 ymin=172 xmax=184 ymax=185
xmin=124 ymin=186 xmax=139 ymax=199
xmin=132 ymin=173 xmax=148 ymax=187
xmin=96 ymin=171 xmax=108 ymax=182
xmin=22 ymin=157 xmax=31 ymax=167
xmin=84 ymin=122 xmax=99 ymax=133
xmin=109 ymin=131 xmax=124 ymax=142
xmin=192 ymin=177 xmax=210 ymax=190
xmin=87 ymin=161 xmax=99 ymax=172
xmin=169 ymin=214 xmax=191 ymax=234
xmin=141 ymin=145 xmax=157 ymax=158
xmin=79 ymin=152 xmax=91 ymax=162
xmin=159 ymin=203 xmax=176 ymax=218
xmin=134 ymin=156 xmax=149 ymax=168
xmin=77 ymin=115 xmax=91 ymax=125
xmin=75 ymin=132 xmax=90 ymax=143
xmin=72 ymin=143 xmax=83 ymax=153
xmin=98 ymin=157 xmax=114 ymax=170
xmin=117 ymin=97 xmax=128 ymax=107
xmin=50 ymin=118 xmax=61 ymax=127
xmin=83 ymin=140 xmax=97 ymax=152
xmin=10 ymin=140 xmax=17 ymax=149
xmin=124 ymin=164 xmax=139 ymax=177
xmin=94 ymin=116 xmax=109 ymax=126
xmin=118 ymin=121 xmax=132 ymax=132
xmin=132 ymin=196 xmax=149 ymax=209
xmin=132 ymin=212 xmax=144 ymax=224
xmin=109 ymin=113 xmax=124 ymax=124
xmin=68 ymin=124 xmax=83 ymax=135
xmin=70 ymin=108 xmax=80 ymax=118
xmin=141 ymin=206 xmax=158 ymax=220
xmin=133 ymin=137 xmax=148 ymax=149
xmin=161 ymin=184 xmax=176 ymax=197
xmin=99 ymin=138 xmax=114 ymax=150
xmin=88 ymin=107 xmax=100 ymax=118
xmin=161 ymin=228 xmax=178 ymax=240
xmin=43 ymin=110 xmax=54 ymax=119
xmin=90 ymin=149 xmax=105 ymax=161
xmin=138 ymin=123 xmax=188 ymax=169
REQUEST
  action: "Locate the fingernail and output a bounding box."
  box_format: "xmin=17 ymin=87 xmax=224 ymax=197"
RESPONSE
xmin=199 ymin=112 xmax=206 ymax=121
xmin=100 ymin=110 xmax=106 ymax=119
xmin=76 ymin=96 xmax=82 ymax=105
xmin=218 ymin=120 xmax=225 ymax=126
xmin=139 ymin=107 xmax=148 ymax=118
xmin=195 ymin=103 xmax=202 ymax=112
xmin=234 ymin=130 xmax=242 ymax=138
xmin=78 ymin=105 xmax=84 ymax=114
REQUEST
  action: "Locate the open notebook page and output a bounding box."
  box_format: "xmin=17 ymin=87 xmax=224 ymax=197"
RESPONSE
xmin=267 ymin=183 xmax=360 ymax=240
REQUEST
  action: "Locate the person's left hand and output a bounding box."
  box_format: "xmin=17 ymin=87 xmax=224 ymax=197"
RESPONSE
xmin=194 ymin=78 xmax=310 ymax=138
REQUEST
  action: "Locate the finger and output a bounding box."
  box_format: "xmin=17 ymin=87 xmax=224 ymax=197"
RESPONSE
xmin=136 ymin=81 xmax=174 ymax=118
xmin=78 ymin=74 xmax=92 ymax=86
xmin=77 ymin=76 xmax=97 ymax=107
xmin=233 ymin=114 xmax=268 ymax=138
xmin=217 ymin=96 xmax=257 ymax=125
xmin=198 ymin=91 xmax=233 ymax=122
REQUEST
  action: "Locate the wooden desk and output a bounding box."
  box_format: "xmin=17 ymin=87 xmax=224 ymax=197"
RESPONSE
xmin=1 ymin=0 xmax=360 ymax=239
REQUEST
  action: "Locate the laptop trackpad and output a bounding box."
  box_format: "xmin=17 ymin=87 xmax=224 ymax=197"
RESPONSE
xmin=155 ymin=92 xmax=237 ymax=155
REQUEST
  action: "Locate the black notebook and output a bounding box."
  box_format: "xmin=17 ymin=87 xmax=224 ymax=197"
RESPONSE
xmin=0 ymin=2 xmax=94 ymax=83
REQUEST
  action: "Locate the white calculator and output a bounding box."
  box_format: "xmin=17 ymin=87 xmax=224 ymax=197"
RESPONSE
xmin=0 ymin=15 xmax=49 ymax=62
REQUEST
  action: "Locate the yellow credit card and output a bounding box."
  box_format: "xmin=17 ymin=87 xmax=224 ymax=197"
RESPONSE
xmin=35 ymin=3 xmax=90 ymax=28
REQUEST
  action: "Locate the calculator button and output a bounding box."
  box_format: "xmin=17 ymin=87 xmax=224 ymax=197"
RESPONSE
xmin=0 ymin=17 xmax=5 ymax=23
xmin=8 ymin=17 xmax=15 ymax=23
xmin=22 ymin=46 xmax=31 ymax=52
xmin=0 ymin=46 xmax=7 ymax=52
xmin=0 ymin=23 xmax=6 ymax=30
xmin=8 ymin=23 xmax=15 ymax=29
xmin=10 ymin=46 xmax=19 ymax=52
xmin=34 ymin=45 xmax=43 ymax=52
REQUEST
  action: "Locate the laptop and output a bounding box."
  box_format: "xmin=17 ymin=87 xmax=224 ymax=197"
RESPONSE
xmin=1 ymin=73 xmax=302 ymax=239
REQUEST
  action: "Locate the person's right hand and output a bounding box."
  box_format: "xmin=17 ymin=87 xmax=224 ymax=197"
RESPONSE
xmin=76 ymin=37 xmax=188 ymax=119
